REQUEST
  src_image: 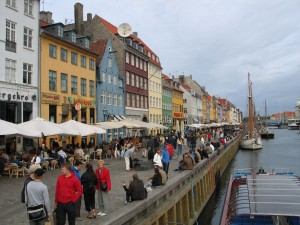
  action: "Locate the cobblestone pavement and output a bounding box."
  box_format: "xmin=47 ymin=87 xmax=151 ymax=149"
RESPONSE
xmin=0 ymin=146 xmax=189 ymax=225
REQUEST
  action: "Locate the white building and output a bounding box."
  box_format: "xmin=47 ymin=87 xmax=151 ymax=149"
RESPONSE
xmin=0 ymin=0 xmax=40 ymax=152
xmin=180 ymin=83 xmax=199 ymax=126
xmin=0 ymin=0 xmax=40 ymax=124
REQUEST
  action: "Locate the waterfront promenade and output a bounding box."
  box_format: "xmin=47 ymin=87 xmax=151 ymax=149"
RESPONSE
xmin=0 ymin=146 xmax=189 ymax=225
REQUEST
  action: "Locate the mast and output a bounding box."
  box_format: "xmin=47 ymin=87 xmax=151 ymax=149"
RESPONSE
xmin=265 ymin=99 xmax=268 ymax=129
xmin=248 ymin=73 xmax=253 ymax=138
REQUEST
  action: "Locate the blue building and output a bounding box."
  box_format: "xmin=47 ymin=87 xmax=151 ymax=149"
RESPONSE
xmin=91 ymin=39 xmax=125 ymax=143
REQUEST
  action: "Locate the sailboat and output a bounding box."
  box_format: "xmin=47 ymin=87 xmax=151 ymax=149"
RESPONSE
xmin=240 ymin=73 xmax=263 ymax=150
xmin=260 ymin=99 xmax=274 ymax=139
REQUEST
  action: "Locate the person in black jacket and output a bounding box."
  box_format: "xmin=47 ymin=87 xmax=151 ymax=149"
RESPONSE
xmin=122 ymin=173 xmax=147 ymax=204
xmin=81 ymin=163 xmax=98 ymax=219
xmin=144 ymin=167 xmax=162 ymax=190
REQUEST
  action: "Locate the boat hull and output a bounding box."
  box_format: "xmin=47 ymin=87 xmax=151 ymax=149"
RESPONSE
xmin=240 ymin=138 xmax=263 ymax=150
xmin=260 ymin=132 xmax=274 ymax=139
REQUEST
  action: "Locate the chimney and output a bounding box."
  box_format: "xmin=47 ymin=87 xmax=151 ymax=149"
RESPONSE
xmin=74 ymin=3 xmax=83 ymax=35
xmin=179 ymin=75 xmax=184 ymax=83
xmin=190 ymin=74 xmax=192 ymax=79
xmin=87 ymin=13 xmax=92 ymax=21
xmin=133 ymin=32 xmax=138 ymax=37
xmin=40 ymin=11 xmax=53 ymax=24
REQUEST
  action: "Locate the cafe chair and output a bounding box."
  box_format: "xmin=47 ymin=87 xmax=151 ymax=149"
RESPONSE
xmin=10 ymin=163 xmax=25 ymax=178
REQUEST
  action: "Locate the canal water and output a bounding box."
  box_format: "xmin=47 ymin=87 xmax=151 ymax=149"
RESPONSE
xmin=198 ymin=128 xmax=300 ymax=225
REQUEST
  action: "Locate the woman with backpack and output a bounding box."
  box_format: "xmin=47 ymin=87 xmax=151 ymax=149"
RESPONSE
xmin=81 ymin=163 xmax=98 ymax=219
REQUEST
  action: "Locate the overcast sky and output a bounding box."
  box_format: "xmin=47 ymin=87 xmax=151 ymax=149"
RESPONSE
xmin=44 ymin=0 xmax=300 ymax=116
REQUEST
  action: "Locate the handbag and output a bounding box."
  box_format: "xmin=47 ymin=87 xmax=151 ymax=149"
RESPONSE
xmin=100 ymin=181 xmax=107 ymax=191
xmin=27 ymin=204 xmax=47 ymax=221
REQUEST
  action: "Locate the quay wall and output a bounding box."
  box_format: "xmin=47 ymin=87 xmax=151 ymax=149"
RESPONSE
xmin=103 ymin=135 xmax=241 ymax=225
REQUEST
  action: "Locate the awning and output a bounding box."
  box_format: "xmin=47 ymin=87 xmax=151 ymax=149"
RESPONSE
xmin=193 ymin=118 xmax=199 ymax=123
xmin=114 ymin=115 xmax=123 ymax=121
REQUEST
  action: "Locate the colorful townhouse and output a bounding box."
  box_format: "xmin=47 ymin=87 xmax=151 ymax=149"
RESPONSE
xmin=91 ymin=39 xmax=125 ymax=142
xmin=172 ymin=80 xmax=184 ymax=132
xmin=40 ymin=17 xmax=97 ymax=147
xmin=162 ymin=74 xmax=173 ymax=132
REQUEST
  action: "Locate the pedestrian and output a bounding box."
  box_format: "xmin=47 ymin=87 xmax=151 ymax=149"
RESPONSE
xmin=124 ymin=144 xmax=135 ymax=172
xmin=81 ymin=163 xmax=98 ymax=219
xmin=122 ymin=173 xmax=147 ymax=204
xmin=25 ymin=168 xmax=51 ymax=225
xmin=153 ymin=147 xmax=162 ymax=168
xmin=95 ymin=160 xmax=111 ymax=216
xmin=21 ymin=165 xmax=41 ymax=204
xmin=70 ymin=160 xmax=83 ymax=221
xmin=161 ymin=145 xmax=170 ymax=175
xmin=177 ymin=137 xmax=183 ymax=155
xmin=55 ymin=162 xmax=83 ymax=225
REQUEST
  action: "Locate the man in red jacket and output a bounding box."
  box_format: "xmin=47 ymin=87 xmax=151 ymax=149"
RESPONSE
xmin=55 ymin=162 xmax=83 ymax=225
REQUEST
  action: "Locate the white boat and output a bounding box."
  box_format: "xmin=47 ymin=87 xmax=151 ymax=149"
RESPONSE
xmin=288 ymin=119 xmax=300 ymax=130
xmin=240 ymin=73 xmax=263 ymax=150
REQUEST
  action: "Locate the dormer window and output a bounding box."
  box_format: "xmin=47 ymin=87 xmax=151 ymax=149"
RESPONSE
xmin=57 ymin=26 xmax=64 ymax=37
xmin=126 ymin=38 xmax=132 ymax=46
xmin=148 ymin=52 xmax=151 ymax=58
xmin=156 ymin=56 xmax=159 ymax=63
xmin=84 ymin=38 xmax=89 ymax=48
xmin=152 ymin=54 xmax=155 ymax=60
xmin=71 ymin=33 xmax=76 ymax=43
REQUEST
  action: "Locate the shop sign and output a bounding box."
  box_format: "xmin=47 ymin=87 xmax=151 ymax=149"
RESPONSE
xmin=0 ymin=91 xmax=30 ymax=102
xmin=41 ymin=93 xmax=60 ymax=104
xmin=173 ymin=112 xmax=183 ymax=118
xmin=68 ymin=96 xmax=96 ymax=107
xmin=75 ymin=103 xmax=81 ymax=111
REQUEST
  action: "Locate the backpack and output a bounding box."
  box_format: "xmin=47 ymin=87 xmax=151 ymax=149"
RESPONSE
xmin=21 ymin=178 xmax=33 ymax=203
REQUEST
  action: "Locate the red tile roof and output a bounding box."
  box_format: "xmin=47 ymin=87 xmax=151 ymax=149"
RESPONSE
xmin=181 ymin=83 xmax=191 ymax=90
xmin=90 ymin=39 xmax=108 ymax=65
xmin=40 ymin=20 xmax=49 ymax=27
xmin=96 ymin=16 xmax=162 ymax=68
xmin=162 ymin=74 xmax=170 ymax=80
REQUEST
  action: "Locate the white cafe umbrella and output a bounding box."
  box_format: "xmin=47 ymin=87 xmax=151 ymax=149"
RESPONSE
xmin=17 ymin=117 xmax=78 ymax=137
xmin=95 ymin=121 xmax=124 ymax=129
xmin=180 ymin=120 xmax=185 ymax=135
xmin=176 ymin=120 xmax=180 ymax=132
xmin=0 ymin=119 xmax=40 ymax=138
xmin=60 ymin=120 xmax=106 ymax=136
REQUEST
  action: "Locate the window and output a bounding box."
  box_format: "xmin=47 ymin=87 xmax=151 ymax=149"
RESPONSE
xmin=140 ymin=77 xmax=143 ymax=90
xmin=49 ymin=70 xmax=57 ymax=91
xmin=144 ymin=61 xmax=147 ymax=72
xmin=89 ymin=59 xmax=95 ymax=70
xmin=113 ymin=94 xmax=117 ymax=106
xmin=118 ymin=95 xmax=123 ymax=107
xmin=71 ymin=52 xmax=77 ymax=65
xmin=23 ymin=27 xmax=33 ymax=48
xmin=24 ymin=0 xmax=33 ymax=16
xmin=6 ymin=0 xmax=16 ymax=8
xmin=136 ymin=95 xmax=140 ymax=108
xmin=131 ymin=55 xmax=134 ymax=66
xmin=6 ymin=20 xmax=16 ymax=52
xmin=149 ymin=80 xmax=152 ymax=91
xmin=108 ymin=58 xmax=112 ymax=67
xmin=159 ymin=98 xmax=161 ymax=108
xmin=71 ymin=33 xmax=76 ymax=43
xmin=113 ymin=76 xmax=117 ymax=85
xmin=60 ymin=48 xmax=68 ymax=62
xmin=119 ymin=79 xmax=123 ymax=88
xmin=49 ymin=44 xmax=57 ymax=58
xmin=49 ymin=105 xmax=57 ymax=123
xmin=125 ymin=52 xmax=129 ymax=64
xmin=135 ymin=57 xmax=139 ymax=68
xmin=126 ymin=71 xmax=130 ymax=85
xmin=71 ymin=76 xmax=77 ymax=94
xmin=150 ymin=114 xmax=153 ymax=123
xmin=140 ymin=60 xmax=143 ymax=70
xmin=145 ymin=97 xmax=148 ymax=109
xmin=136 ymin=76 xmax=139 ymax=88
xmin=81 ymin=55 xmax=86 ymax=67
xmin=58 ymin=26 xmax=64 ymax=37
xmin=144 ymin=80 xmax=148 ymax=90
xmin=126 ymin=93 xmax=130 ymax=107
xmin=101 ymin=72 xmax=106 ymax=82
xmin=101 ymin=91 xmax=106 ymax=104
xmin=5 ymin=59 xmax=16 ymax=83
xmin=107 ymin=93 xmax=112 ymax=105
xmin=131 ymin=94 xmax=135 ymax=108
xmin=107 ymin=74 xmax=112 ymax=84
xmin=131 ymin=73 xmax=135 ymax=86
xmin=81 ymin=78 xmax=86 ymax=96
xmin=89 ymin=80 xmax=94 ymax=97
xmin=61 ymin=73 xmax=68 ymax=92
xmin=23 ymin=63 xmax=32 ymax=84
xmin=141 ymin=96 xmax=144 ymax=108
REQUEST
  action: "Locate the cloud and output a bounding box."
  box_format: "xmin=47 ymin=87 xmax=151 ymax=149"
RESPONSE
xmin=47 ymin=0 xmax=300 ymax=115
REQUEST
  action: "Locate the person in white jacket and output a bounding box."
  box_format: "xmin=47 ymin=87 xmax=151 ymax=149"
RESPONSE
xmin=153 ymin=148 xmax=162 ymax=168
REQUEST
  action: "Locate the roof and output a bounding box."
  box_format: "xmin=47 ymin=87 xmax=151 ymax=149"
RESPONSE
xmin=235 ymin=174 xmax=300 ymax=216
xmin=181 ymin=83 xmax=191 ymax=90
xmin=90 ymin=39 xmax=108 ymax=65
xmin=96 ymin=16 xmax=162 ymax=68
xmin=40 ymin=20 xmax=49 ymax=27
xmin=162 ymin=74 xmax=171 ymax=80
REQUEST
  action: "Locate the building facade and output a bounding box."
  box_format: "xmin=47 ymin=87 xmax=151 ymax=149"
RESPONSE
xmin=91 ymin=39 xmax=125 ymax=142
xmin=162 ymin=74 xmax=173 ymax=132
xmin=180 ymin=84 xmax=198 ymax=127
xmin=172 ymin=80 xmax=184 ymax=132
xmin=40 ymin=21 xmax=97 ymax=147
xmin=0 ymin=0 xmax=40 ymax=151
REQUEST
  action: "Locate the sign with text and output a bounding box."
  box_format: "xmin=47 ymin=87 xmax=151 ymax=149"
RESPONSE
xmin=68 ymin=96 xmax=96 ymax=107
xmin=41 ymin=93 xmax=60 ymax=104
xmin=173 ymin=112 xmax=183 ymax=118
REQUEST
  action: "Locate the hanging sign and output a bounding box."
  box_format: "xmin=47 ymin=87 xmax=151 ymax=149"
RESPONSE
xmin=75 ymin=103 xmax=81 ymax=111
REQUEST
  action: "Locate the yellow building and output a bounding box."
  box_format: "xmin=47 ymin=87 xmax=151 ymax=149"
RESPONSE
xmin=172 ymin=80 xmax=184 ymax=131
xmin=147 ymin=47 xmax=163 ymax=135
xmin=40 ymin=23 xmax=98 ymax=148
